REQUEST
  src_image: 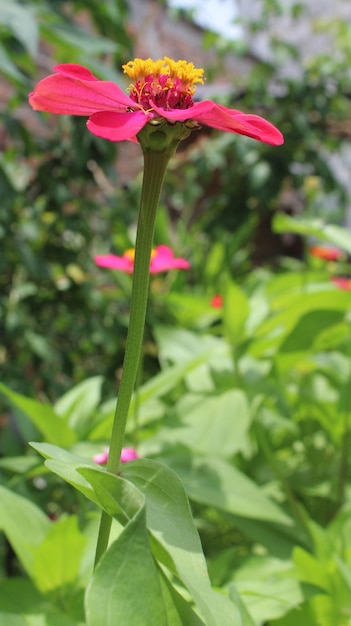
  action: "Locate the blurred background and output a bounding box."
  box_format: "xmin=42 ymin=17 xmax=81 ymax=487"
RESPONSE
xmin=1 ymin=0 xmax=351 ymax=401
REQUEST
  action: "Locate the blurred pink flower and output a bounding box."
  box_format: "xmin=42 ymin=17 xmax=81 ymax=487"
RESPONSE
xmin=120 ymin=447 xmax=139 ymax=463
xmin=309 ymin=245 xmax=343 ymax=261
xmin=331 ymin=276 xmax=351 ymax=291
xmin=210 ymin=294 xmax=223 ymax=309
xmin=94 ymin=245 xmax=190 ymax=274
xmin=93 ymin=447 xmax=139 ymax=465
xmin=28 ymin=59 xmax=283 ymax=145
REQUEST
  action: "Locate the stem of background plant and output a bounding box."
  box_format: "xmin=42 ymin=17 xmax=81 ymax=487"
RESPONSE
xmin=94 ymin=149 xmax=172 ymax=566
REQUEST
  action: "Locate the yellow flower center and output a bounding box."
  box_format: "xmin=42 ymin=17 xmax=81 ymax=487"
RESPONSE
xmin=124 ymin=248 xmax=156 ymax=261
xmin=122 ymin=57 xmax=204 ymax=111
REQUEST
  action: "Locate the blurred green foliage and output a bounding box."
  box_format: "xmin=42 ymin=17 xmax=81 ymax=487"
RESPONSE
xmin=1 ymin=0 xmax=351 ymax=400
xmin=1 ymin=1 xmax=351 ymax=624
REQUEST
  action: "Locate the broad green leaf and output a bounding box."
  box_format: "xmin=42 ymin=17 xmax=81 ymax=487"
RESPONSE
xmin=250 ymin=290 xmax=351 ymax=357
xmin=0 ymin=612 xmax=82 ymax=625
xmin=164 ymin=292 xmax=220 ymax=328
xmin=0 ymin=383 xmax=76 ymax=447
xmin=89 ymin=352 xmax=224 ymax=440
xmin=273 ymin=214 xmax=351 ymax=254
xmin=33 ymin=516 xmax=87 ymax=594
xmin=121 ymin=459 xmax=242 ymax=626
xmin=78 ymin=467 xmax=143 ymax=523
xmin=232 ymin=556 xmax=314 ymax=623
xmin=143 ymin=389 xmax=251 ymax=458
xmin=270 ymin=604 xmax=318 ymax=626
xmin=153 ymin=326 xmax=233 ymax=392
xmin=228 ymin=585 xmax=256 ymax=626
xmin=54 ymin=376 xmax=103 ymax=435
xmin=154 ymin=326 xmax=229 ymax=366
xmin=157 ymin=569 xmax=206 ymax=626
xmin=0 ymin=485 xmax=50 ymax=577
xmin=293 ymin=547 xmax=329 ymax=590
xmin=163 ymin=452 xmax=293 ymax=526
xmin=85 ymin=498 xmax=168 ymax=626
xmin=30 ymin=442 xmax=101 ymax=507
xmin=223 ymin=279 xmax=249 ymax=344
xmin=0 ymin=578 xmax=45 ymax=613
xmin=0 ymin=455 xmax=40 ymax=474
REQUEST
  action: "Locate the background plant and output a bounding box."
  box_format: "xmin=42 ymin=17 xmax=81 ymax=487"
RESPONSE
xmin=1 ymin=1 xmax=351 ymax=625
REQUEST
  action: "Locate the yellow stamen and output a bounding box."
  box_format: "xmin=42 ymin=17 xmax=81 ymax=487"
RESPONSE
xmin=122 ymin=57 xmax=204 ymax=91
xmin=124 ymin=248 xmax=156 ymax=261
xmin=124 ymin=248 xmax=135 ymax=261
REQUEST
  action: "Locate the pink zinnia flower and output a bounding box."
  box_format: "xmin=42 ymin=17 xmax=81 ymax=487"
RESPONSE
xmin=210 ymin=294 xmax=223 ymax=309
xmin=309 ymin=245 xmax=343 ymax=261
xmin=28 ymin=58 xmax=283 ymax=146
xmin=331 ymin=276 xmax=351 ymax=291
xmin=94 ymin=244 xmax=190 ymax=274
xmin=93 ymin=447 xmax=139 ymax=465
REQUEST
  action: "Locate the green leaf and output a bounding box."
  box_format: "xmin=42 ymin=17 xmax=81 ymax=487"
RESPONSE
xmin=157 ymin=570 xmax=207 ymax=625
xmin=0 ymin=383 xmax=76 ymax=447
xmin=89 ymin=352 xmax=225 ymax=440
xmin=0 ymin=455 xmax=40 ymax=474
xmin=164 ymin=452 xmax=293 ymax=526
xmin=0 ymin=578 xmax=45 ymax=613
xmin=122 ymin=459 xmax=243 ymax=626
xmin=78 ymin=467 xmax=143 ymax=524
xmin=272 ymin=214 xmax=351 ymax=254
xmin=155 ymin=326 xmax=228 ymax=366
xmin=143 ymin=389 xmax=251 ymax=458
xmin=293 ymin=547 xmax=329 ymax=590
xmin=85 ymin=498 xmax=168 ymax=626
xmin=250 ymin=290 xmax=351 ymax=358
xmin=228 ymin=585 xmax=256 ymax=626
xmin=54 ymin=376 xmax=103 ymax=436
xmin=33 ymin=516 xmax=87 ymax=594
xmin=0 ymin=485 xmax=50 ymax=577
xmin=231 ymin=556 xmax=314 ymax=623
xmin=30 ymin=442 xmax=101 ymax=507
xmin=223 ymin=279 xmax=249 ymax=344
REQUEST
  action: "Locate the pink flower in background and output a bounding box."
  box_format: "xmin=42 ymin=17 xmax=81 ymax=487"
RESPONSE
xmin=309 ymin=245 xmax=343 ymax=261
xmin=331 ymin=276 xmax=351 ymax=291
xmin=28 ymin=58 xmax=283 ymax=145
xmin=95 ymin=245 xmax=190 ymax=274
xmin=93 ymin=447 xmax=139 ymax=465
xmin=120 ymin=447 xmax=139 ymax=463
xmin=210 ymin=294 xmax=223 ymax=309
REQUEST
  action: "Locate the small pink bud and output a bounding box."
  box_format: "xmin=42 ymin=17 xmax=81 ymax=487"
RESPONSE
xmin=93 ymin=447 xmax=139 ymax=465
xmin=120 ymin=447 xmax=139 ymax=463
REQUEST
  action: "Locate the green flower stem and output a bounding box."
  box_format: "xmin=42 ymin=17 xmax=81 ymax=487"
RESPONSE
xmin=94 ymin=149 xmax=172 ymax=567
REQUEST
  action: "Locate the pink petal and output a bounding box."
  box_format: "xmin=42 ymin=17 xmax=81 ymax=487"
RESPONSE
xmin=94 ymin=253 xmax=133 ymax=273
xmin=150 ymin=245 xmax=190 ymax=273
xmin=154 ymin=245 xmax=174 ymax=258
xmin=151 ymin=100 xmax=283 ymax=146
xmin=29 ymin=64 xmax=136 ymax=115
xmin=87 ymin=110 xmax=150 ymax=142
xmin=52 ymin=64 xmax=101 ymax=80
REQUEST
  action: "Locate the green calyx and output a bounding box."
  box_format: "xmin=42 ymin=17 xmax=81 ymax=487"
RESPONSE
xmin=137 ymin=119 xmax=200 ymax=155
